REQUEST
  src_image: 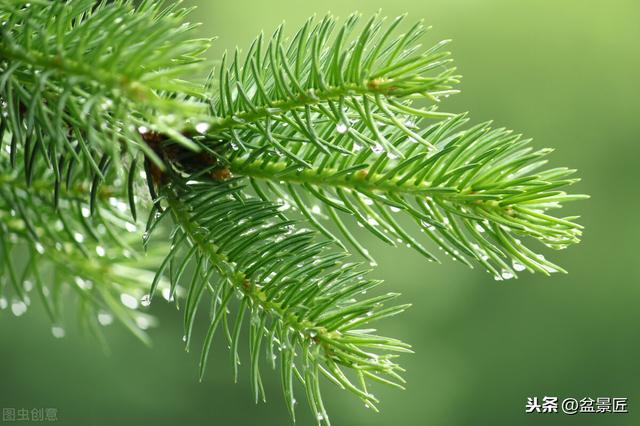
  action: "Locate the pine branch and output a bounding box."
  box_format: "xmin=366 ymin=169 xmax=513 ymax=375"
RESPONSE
xmin=229 ymin=115 xmax=587 ymax=278
xmin=193 ymin=15 xmax=587 ymax=279
xmin=148 ymin=174 xmax=410 ymax=423
xmin=0 ymin=150 xmax=167 ymax=344
xmin=0 ymin=0 xmax=210 ymax=187
xmin=202 ymin=14 xmax=458 ymax=161
xmin=0 ymin=2 xmax=588 ymax=424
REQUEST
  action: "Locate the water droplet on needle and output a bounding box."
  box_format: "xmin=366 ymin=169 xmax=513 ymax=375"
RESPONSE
xmin=140 ymin=294 xmax=152 ymax=307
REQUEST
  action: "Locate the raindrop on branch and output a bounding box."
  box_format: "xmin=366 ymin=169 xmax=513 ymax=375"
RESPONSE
xmin=135 ymin=316 xmax=151 ymax=330
xmin=162 ymin=287 xmax=174 ymax=302
xmin=140 ymin=294 xmax=152 ymax=307
xmin=11 ymin=300 xmax=27 ymax=316
xmin=195 ymin=122 xmax=210 ymax=134
xmin=120 ymin=293 xmax=139 ymax=309
xmin=500 ymin=269 xmax=515 ymax=280
xmin=512 ymin=261 xmax=526 ymax=272
xmin=51 ymin=325 xmax=65 ymax=339
xmin=97 ymin=311 xmax=113 ymax=326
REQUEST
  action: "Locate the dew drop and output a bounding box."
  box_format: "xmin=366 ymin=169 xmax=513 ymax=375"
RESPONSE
xmin=32 ymin=242 xmax=45 ymax=254
xmin=135 ymin=316 xmax=151 ymax=330
xmin=11 ymin=300 xmax=27 ymax=316
xmin=100 ymin=98 xmax=113 ymax=110
xmin=277 ymin=199 xmax=291 ymax=212
xmin=73 ymin=232 xmax=85 ymax=243
xmin=162 ymin=287 xmax=173 ymax=302
xmin=81 ymin=206 xmax=90 ymax=218
xmin=404 ymin=119 xmax=418 ymax=129
xmin=51 ymin=325 xmax=65 ymax=339
xmin=501 ymin=269 xmax=515 ymax=280
xmin=311 ymin=205 xmax=321 ymax=215
xmin=421 ymin=220 xmax=436 ymax=231
xmin=97 ymin=311 xmax=113 ymax=326
xmin=125 ymin=222 xmax=137 ymax=233
xmin=74 ymin=277 xmax=93 ymax=290
xmin=137 ymin=125 xmax=149 ymax=134
xmin=512 ymin=261 xmax=526 ymax=272
xmin=0 ymin=297 xmax=7 ymax=310
xmin=475 ymin=224 xmax=485 ymax=233
xmin=195 ymin=122 xmax=210 ymax=134
xmin=95 ymin=245 xmax=106 ymax=257
xmin=120 ymin=293 xmax=139 ymax=309
xmin=371 ymin=144 xmax=384 ymax=155
xmin=335 ymin=122 xmax=348 ymax=134
xmin=140 ymin=294 xmax=152 ymax=307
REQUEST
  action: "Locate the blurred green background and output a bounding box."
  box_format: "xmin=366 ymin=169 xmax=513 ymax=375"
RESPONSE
xmin=1 ymin=0 xmax=639 ymax=424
